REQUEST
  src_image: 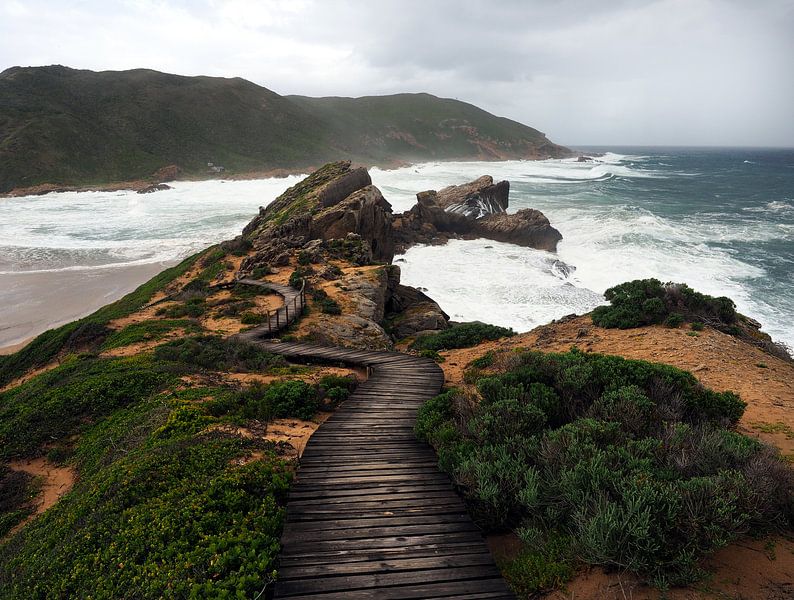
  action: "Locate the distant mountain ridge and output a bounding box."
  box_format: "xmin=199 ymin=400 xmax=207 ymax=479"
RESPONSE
xmin=0 ymin=65 xmax=571 ymax=193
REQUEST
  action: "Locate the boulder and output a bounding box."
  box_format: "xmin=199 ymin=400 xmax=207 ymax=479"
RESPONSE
xmin=475 ymin=209 xmax=562 ymax=251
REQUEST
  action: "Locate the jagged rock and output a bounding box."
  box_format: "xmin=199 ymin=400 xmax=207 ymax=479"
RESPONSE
xmin=137 ymin=183 xmax=172 ymax=194
xmin=240 ymin=161 xmax=395 ymax=272
xmin=310 ymin=186 xmax=395 ymax=262
xmin=393 ymin=177 xmax=561 ymax=252
xmin=436 ymin=175 xmax=509 ymax=217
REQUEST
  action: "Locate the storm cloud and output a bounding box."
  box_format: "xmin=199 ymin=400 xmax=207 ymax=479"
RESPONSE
xmin=2 ymin=0 xmax=792 ymax=146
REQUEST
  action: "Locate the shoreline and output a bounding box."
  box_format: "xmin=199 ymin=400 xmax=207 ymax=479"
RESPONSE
xmin=0 ymin=154 xmax=578 ymax=198
xmin=0 ymin=261 xmax=175 ymax=352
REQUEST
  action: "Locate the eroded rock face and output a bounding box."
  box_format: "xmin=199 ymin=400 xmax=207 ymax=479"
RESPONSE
xmin=393 ymin=176 xmax=562 ymax=252
xmin=436 ymin=175 xmax=509 ymax=217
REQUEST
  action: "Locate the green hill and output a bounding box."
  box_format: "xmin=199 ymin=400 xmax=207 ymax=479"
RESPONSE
xmin=0 ymin=65 xmax=570 ymax=193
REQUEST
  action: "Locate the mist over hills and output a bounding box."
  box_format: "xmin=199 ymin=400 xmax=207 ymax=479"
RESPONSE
xmin=0 ymin=65 xmax=570 ymax=193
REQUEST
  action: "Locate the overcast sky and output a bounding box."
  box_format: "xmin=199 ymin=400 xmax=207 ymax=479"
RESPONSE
xmin=2 ymin=0 xmax=793 ymax=146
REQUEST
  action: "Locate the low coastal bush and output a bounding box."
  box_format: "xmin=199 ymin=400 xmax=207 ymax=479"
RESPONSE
xmin=410 ymin=322 xmax=515 ymax=352
xmin=154 ymin=335 xmax=288 ymax=373
xmin=0 ymin=425 xmax=292 ymax=599
xmin=417 ymin=348 xmax=792 ymax=589
xmin=592 ymin=279 xmax=737 ymax=330
xmin=289 ymin=265 xmax=313 ymax=288
xmin=156 ymin=297 xmax=207 ymax=318
xmin=0 ymin=252 xmax=201 ymax=387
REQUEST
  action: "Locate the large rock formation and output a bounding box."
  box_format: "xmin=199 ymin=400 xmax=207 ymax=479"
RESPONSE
xmin=240 ymin=161 xmax=395 ymax=273
xmin=393 ymin=176 xmax=562 ymax=252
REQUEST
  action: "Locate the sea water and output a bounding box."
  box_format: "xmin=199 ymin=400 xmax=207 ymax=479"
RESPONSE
xmin=1 ymin=148 xmax=792 ymax=349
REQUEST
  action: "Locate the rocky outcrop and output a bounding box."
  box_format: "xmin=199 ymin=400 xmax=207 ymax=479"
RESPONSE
xmin=393 ymin=175 xmax=562 ymax=252
xmin=475 ymin=209 xmax=562 ymax=252
xmin=385 ymin=283 xmax=449 ymax=339
xmin=137 ymin=183 xmax=172 ymax=194
xmin=240 ymin=161 xmax=395 ymax=276
xmin=436 ymin=176 xmax=509 ymax=217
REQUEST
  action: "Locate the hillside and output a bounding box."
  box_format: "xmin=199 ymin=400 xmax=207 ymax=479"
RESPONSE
xmin=0 ymin=66 xmax=570 ymax=193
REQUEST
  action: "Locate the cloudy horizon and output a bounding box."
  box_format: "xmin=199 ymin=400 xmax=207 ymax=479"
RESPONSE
xmin=2 ymin=0 xmax=793 ymax=147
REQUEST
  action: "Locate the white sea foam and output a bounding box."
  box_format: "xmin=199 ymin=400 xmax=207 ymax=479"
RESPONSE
xmin=2 ymin=156 xmax=792 ymax=350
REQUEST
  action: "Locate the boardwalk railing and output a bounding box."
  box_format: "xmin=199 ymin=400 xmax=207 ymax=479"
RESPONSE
xmin=234 ymin=278 xmax=306 ymax=340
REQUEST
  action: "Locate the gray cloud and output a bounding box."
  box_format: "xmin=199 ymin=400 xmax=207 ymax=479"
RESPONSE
xmin=1 ymin=0 xmax=792 ymax=146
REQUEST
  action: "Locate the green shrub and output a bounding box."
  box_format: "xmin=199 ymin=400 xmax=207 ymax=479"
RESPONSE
xmin=289 ymin=266 xmax=313 ymax=289
xmin=157 ymin=298 xmax=207 ymax=318
xmin=415 ymin=349 xmax=790 ymax=588
xmin=418 ymin=349 xmax=445 ymax=363
xmin=410 ymin=322 xmax=515 ymax=352
xmin=265 ymin=380 xmax=318 ymax=420
xmin=318 ymin=374 xmax=357 ymax=408
xmin=664 ymin=313 xmax=684 ymax=328
xmin=240 ymin=312 xmax=266 ymax=325
xmin=691 ymin=321 xmax=705 ymax=331
xmin=592 ymin=279 xmax=738 ymax=331
xmin=499 ymin=531 xmax=576 ymax=596
xmin=310 ymin=289 xmax=341 ymax=315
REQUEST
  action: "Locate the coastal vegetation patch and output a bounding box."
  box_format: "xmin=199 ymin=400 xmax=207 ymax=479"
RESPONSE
xmin=592 ymin=279 xmax=792 ymax=360
xmin=416 ymin=348 xmax=793 ymax=591
xmin=410 ymin=322 xmax=515 ymax=352
xmin=0 ymin=334 xmax=347 ymax=596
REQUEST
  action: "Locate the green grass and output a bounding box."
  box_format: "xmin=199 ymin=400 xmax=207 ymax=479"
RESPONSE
xmin=416 ymin=349 xmax=793 ymax=590
xmin=0 ymin=354 xmax=183 ymax=460
xmin=410 ymin=322 xmax=515 ymax=352
xmin=0 ymin=333 xmax=346 ymax=596
xmin=100 ymin=319 xmax=202 ymax=351
xmin=0 ymin=251 xmax=201 ymax=388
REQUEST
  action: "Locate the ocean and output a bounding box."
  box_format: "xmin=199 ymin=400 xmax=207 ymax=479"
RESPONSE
xmin=1 ymin=147 xmax=792 ymax=350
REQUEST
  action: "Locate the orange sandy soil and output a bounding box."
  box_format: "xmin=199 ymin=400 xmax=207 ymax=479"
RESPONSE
xmin=439 ymin=315 xmax=794 ymax=599
xmin=5 ymin=457 xmax=76 ymax=537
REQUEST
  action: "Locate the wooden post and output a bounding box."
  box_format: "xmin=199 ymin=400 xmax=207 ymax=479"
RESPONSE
xmin=285 ymin=302 xmax=289 ymax=322
xmin=276 ymin=309 xmax=280 ymax=329
xmin=267 ymin=311 xmax=272 ymax=335
xmin=293 ymin=295 xmax=297 ymax=314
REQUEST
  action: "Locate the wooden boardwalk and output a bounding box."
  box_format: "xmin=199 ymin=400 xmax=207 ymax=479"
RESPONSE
xmin=232 ymin=279 xmax=514 ymax=598
xmin=247 ymin=341 xmax=515 ymax=599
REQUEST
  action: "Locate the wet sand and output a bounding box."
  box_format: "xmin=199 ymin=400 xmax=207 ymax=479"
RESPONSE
xmin=0 ymin=262 xmax=174 ymax=353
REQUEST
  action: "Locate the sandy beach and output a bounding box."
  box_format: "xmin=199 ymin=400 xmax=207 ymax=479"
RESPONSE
xmin=0 ymin=262 xmax=174 ymax=353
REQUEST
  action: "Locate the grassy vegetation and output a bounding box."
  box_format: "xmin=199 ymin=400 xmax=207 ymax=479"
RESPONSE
xmin=0 ymin=328 xmax=344 ymax=596
xmin=410 ymin=322 xmax=515 ymax=352
xmin=0 ymin=251 xmax=201 ymax=388
xmin=416 ymin=348 xmax=793 ymax=590
xmin=154 ymin=335 xmax=290 ymax=373
xmin=101 ymin=319 xmax=202 ymax=350
xmin=0 ymin=466 xmax=41 ymax=537
xmin=0 ymin=355 xmax=183 ymax=459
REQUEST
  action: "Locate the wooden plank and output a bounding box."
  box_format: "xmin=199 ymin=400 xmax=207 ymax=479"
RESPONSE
xmin=228 ymin=331 xmax=512 ymax=599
